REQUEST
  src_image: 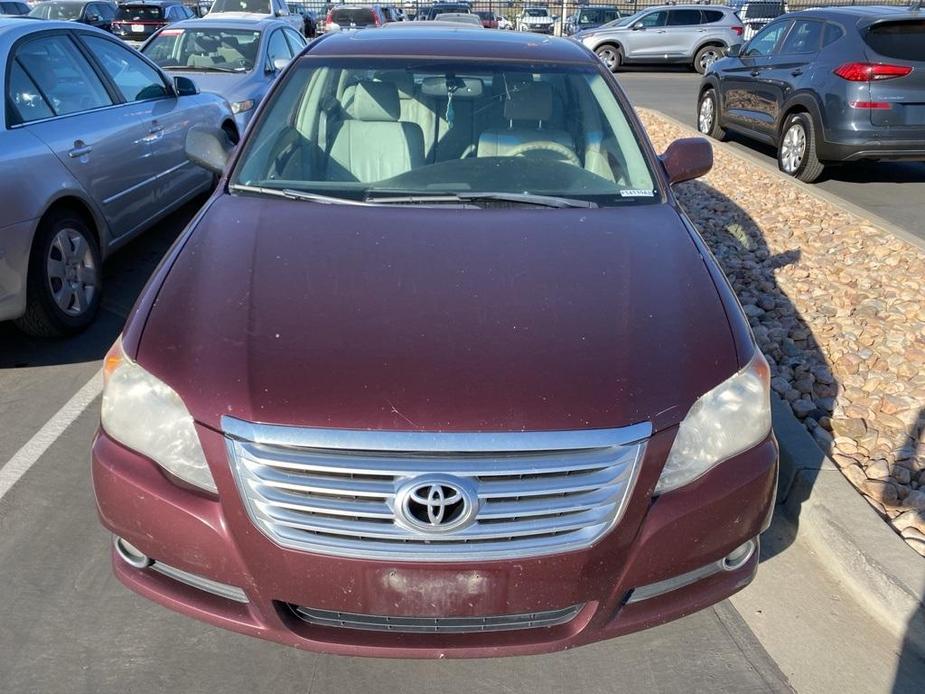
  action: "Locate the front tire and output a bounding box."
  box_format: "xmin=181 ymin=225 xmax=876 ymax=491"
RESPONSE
xmin=697 ymin=89 xmax=725 ymax=141
xmin=694 ymin=45 xmax=724 ymax=74
xmin=595 ymin=44 xmax=622 ymax=72
xmin=15 ymin=209 xmax=102 ymax=337
xmin=778 ymin=113 xmax=825 ymax=183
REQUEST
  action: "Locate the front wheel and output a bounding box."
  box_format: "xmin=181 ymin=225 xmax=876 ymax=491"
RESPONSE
xmin=697 ymin=89 xmax=725 ymax=140
xmin=778 ymin=113 xmax=825 ymax=183
xmin=595 ymin=45 xmax=621 ymax=72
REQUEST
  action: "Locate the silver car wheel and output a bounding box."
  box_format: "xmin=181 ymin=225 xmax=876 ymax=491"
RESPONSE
xmin=780 ymin=123 xmax=807 ymax=174
xmin=596 ymin=47 xmax=618 ymax=70
xmin=47 ymin=227 xmax=98 ymax=317
xmin=699 ymin=96 xmax=715 ymax=134
xmin=699 ymin=48 xmax=721 ymax=71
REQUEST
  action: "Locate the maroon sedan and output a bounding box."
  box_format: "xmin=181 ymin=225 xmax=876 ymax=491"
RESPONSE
xmin=93 ymin=26 xmax=777 ymax=657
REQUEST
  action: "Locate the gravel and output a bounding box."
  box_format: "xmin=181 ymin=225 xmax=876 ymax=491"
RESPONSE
xmin=639 ymin=109 xmax=925 ymax=557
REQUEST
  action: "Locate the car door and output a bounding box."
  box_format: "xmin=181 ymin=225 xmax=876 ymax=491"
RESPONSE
xmin=719 ymin=20 xmax=790 ymax=134
xmin=623 ymin=10 xmax=668 ymax=60
xmin=762 ymin=19 xmax=824 ymax=134
xmin=8 ymin=31 xmax=161 ymax=240
xmin=664 ymin=9 xmax=703 ymax=59
xmin=78 ymin=33 xmax=203 ymax=235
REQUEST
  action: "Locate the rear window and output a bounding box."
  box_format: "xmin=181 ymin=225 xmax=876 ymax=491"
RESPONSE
xmin=331 ymin=7 xmax=375 ymax=25
xmin=117 ymin=5 xmax=164 ymax=20
xmin=703 ymin=10 xmax=724 ymax=23
xmin=864 ymin=21 xmax=925 ymax=61
xmin=743 ymin=2 xmax=784 ymax=20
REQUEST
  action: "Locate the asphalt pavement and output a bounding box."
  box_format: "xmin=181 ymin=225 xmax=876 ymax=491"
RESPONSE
xmin=617 ymin=69 xmax=925 ymax=243
xmin=0 ymin=200 xmax=792 ymax=693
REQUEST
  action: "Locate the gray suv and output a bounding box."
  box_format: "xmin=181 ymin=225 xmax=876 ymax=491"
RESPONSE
xmin=576 ymin=5 xmax=744 ymax=74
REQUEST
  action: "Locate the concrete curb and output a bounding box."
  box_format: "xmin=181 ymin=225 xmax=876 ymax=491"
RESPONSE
xmin=645 ymin=109 xmax=925 ymax=253
xmin=772 ymin=396 xmax=925 ymax=655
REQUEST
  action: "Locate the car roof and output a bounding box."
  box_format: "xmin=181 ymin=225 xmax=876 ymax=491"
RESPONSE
xmin=310 ymin=25 xmax=595 ymax=62
xmin=120 ymin=0 xmax=183 ymax=6
xmin=0 ymin=17 xmax=109 ymax=42
xmin=797 ymin=6 xmax=925 ymax=26
xmin=170 ymin=16 xmax=285 ymax=29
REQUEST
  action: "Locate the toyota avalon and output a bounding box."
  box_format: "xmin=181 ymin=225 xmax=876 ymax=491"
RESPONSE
xmin=93 ymin=26 xmax=778 ymax=657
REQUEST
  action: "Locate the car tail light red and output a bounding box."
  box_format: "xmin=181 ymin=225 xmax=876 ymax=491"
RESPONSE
xmin=849 ymin=101 xmax=892 ymax=110
xmin=834 ymin=62 xmax=913 ymax=82
xmin=732 ymin=26 xmax=744 ymax=36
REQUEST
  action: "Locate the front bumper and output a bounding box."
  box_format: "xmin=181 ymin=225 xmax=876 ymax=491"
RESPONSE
xmin=92 ymin=424 xmax=777 ymax=658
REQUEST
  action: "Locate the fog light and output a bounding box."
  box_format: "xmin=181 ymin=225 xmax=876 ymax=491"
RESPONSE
xmin=722 ymin=540 xmax=756 ymax=571
xmin=114 ymin=536 xmax=152 ymax=569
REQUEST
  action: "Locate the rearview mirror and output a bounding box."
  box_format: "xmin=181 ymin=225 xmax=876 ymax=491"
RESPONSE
xmin=173 ymin=75 xmax=198 ymax=97
xmin=660 ymin=137 xmax=713 ymax=185
xmin=727 ymin=43 xmax=742 ymax=58
xmin=185 ymin=126 xmax=233 ymax=176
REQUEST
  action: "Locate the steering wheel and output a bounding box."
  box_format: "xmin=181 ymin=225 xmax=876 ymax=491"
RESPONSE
xmin=508 ymin=141 xmax=581 ymax=166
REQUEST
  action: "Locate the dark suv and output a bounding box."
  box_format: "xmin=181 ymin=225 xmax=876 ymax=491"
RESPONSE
xmin=111 ymin=1 xmax=193 ymax=46
xmin=698 ymin=7 xmax=925 ymax=182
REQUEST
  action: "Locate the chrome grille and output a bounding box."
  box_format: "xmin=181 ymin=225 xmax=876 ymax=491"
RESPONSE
xmin=224 ymin=416 xmax=649 ymax=561
xmin=288 ymin=604 xmax=584 ymax=634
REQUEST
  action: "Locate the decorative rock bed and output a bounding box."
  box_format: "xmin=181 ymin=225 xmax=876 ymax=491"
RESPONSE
xmin=638 ymin=109 xmax=925 ymax=557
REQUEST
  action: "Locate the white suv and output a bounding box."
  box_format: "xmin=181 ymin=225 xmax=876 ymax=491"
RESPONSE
xmin=207 ymin=0 xmax=305 ymax=35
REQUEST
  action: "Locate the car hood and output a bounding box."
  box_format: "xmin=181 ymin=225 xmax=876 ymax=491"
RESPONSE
xmin=137 ymin=194 xmax=737 ymax=434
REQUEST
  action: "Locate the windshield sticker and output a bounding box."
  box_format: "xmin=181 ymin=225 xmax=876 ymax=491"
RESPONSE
xmin=620 ymin=189 xmax=656 ymax=197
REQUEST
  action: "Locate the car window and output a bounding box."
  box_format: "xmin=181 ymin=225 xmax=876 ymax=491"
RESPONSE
xmin=29 ymin=1 xmax=83 ymax=19
xmin=117 ymin=4 xmax=164 ymax=20
xmin=266 ymin=29 xmax=291 ymax=65
xmin=780 ymin=20 xmax=823 ymax=55
xmin=864 ymin=20 xmax=925 ymax=61
xmin=10 ymin=35 xmax=113 ymax=121
xmin=82 ymin=36 xmax=169 ymax=102
xmin=100 ymin=3 xmax=115 ymax=19
xmin=822 ymin=22 xmax=844 ymax=47
xmin=283 ymin=27 xmax=306 ymax=53
xmin=211 ymin=0 xmax=271 ymax=12
xmin=702 ymin=10 xmax=724 ymax=24
xmin=8 ymin=61 xmax=55 ymax=122
xmin=144 ymin=28 xmax=261 ymax=71
xmin=667 ymin=10 xmax=701 ymax=27
xmin=233 ymin=59 xmax=657 ymax=205
xmin=744 ymin=21 xmax=788 ymax=57
xmin=637 ymin=10 xmax=667 ymax=28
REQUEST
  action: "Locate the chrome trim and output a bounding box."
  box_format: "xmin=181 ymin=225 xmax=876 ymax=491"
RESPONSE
xmin=223 ymin=417 xmax=649 ymax=562
xmin=114 ymin=536 xmax=248 ymax=603
xmin=288 ymin=603 xmax=584 ymax=634
xmin=222 ymin=416 xmax=652 ymax=452
xmin=626 ymin=538 xmax=758 ymax=604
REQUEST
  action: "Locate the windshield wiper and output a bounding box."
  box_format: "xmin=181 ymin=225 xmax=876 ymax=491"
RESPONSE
xmin=365 ymin=191 xmax=598 ymax=209
xmin=230 ymin=184 xmax=371 ymax=205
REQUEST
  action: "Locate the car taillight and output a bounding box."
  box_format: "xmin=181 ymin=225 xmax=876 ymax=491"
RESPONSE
xmin=850 ymin=101 xmax=892 ymax=110
xmin=834 ymin=62 xmax=913 ymax=82
xmin=732 ymin=26 xmax=744 ymax=36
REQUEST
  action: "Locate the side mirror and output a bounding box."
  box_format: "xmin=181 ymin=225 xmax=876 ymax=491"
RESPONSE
xmin=727 ymin=43 xmax=742 ymax=58
xmin=632 ymin=22 xmax=645 ymax=30
xmin=267 ymin=56 xmax=289 ymax=73
xmin=660 ymin=137 xmax=713 ymax=185
xmin=185 ymin=126 xmax=233 ymax=176
xmin=173 ymin=75 xmax=199 ymax=96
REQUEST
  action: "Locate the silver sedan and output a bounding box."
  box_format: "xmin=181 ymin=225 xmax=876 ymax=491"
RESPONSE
xmin=0 ymin=18 xmax=235 ymax=336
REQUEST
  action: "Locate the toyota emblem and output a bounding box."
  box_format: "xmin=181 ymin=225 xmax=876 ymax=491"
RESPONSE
xmin=394 ymin=476 xmax=478 ymax=534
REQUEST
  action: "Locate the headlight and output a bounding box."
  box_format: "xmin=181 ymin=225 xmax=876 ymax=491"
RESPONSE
xmin=231 ymin=99 xmax=255 ymax=114
xmin=655 ymin=352 xmax=771 ymax=495
xmin=101 ymin=338 xmax=216 ymax=493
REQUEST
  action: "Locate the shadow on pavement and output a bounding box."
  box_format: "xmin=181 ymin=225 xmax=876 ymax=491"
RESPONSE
xmin=0 ymin=196 xmax=207 ymax=370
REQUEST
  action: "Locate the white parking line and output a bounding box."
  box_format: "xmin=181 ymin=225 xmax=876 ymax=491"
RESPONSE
xmin=0 ymin=369 xmax=102 ymax=502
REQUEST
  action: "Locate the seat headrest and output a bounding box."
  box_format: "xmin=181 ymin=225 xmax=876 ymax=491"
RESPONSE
xmin=373 ymin=70 xmax=415 ymax=100
xmin=504 ymin=81 xmax=553 ymax=122
xmin=353 ymin=81 xmax=401 ymax=122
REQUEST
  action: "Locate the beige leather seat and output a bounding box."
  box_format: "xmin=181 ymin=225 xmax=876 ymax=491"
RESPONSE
xmin=477 ymin=81 xmax=575 ymax=159
xmin=327 ymin=81 xmax=425 ymax=183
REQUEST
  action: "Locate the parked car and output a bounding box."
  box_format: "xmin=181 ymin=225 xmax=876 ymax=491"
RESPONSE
xmin=415 ymin=2 xmax=469 ymax=21
xmin=286 ymin=1 xmax=317 ymax=36
xmin=0 ymin=18 xmax=235 ymax=335
xmin=434 ymin=11 xmax=480 ymax=26
xmin=577 ymin=4 xmax=744 ymax=74
xmin=94 ymin=24 xmax=777 ymax=657
xmin=564 ymin=5 xmax=620 ymax=37
xmin=475 ymin=9 xmax=496 ymax=29
xmin=29 ymin=0 xmax=116 ymax=31
xmin=206 ymin=0 xmax=304 ymax=35
xmin=142 ymin=17 xmax=304 ymax=131
xmin=730 ymin=0 xmax=788 ymax=41
xmin=698 ymin=6 xmax=925 ymax=183
xmin=496 ymin=13 xmax=512 ymax=30
xmin=380 ymin=4 xmax=403 ymax=22
xmin=517 ymin=6 xmax=552 ymax=34
xmin=324 ymin=4 xmax=384 ymax=31
xmin=0 ymin=1 xmax=30 ymax=15
xmin=111 ymin=1 xmax=193 ymax=47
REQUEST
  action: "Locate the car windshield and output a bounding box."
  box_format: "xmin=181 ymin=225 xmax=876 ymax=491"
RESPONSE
xmin=330 ymin=7 xmax=375 ymax=25
xmin=210 ymin=0 xmax=269 ymax=12
xmin=29 ymin=2 xmax=84 ymax=19
xmin=232 ymin=58 xmax=658 ymax=207
xmin=525 ymin=9 xmax=547 ymax=17
xmin=143 ymin=28 xmax=261 ymax=71
xmin=116 ymin=5 xmax=164 ymax=20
